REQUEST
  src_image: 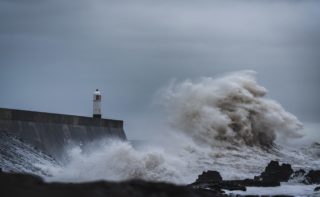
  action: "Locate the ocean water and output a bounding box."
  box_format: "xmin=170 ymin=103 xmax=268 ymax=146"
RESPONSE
xmin=1 ymin=71 xmax=319 ymax=196
xmin=225 ymin=184 xmax=320 ymax=197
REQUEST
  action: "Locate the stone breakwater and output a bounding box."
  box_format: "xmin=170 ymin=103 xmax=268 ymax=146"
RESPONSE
xmin=0 ymin=108 xmax=127 ymax=160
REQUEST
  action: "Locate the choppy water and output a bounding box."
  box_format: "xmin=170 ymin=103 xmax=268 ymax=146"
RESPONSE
xmin=0 ymin=131 xmax=58 ymax=175
xmin=1 ymin=71 xmax=319 ymax=196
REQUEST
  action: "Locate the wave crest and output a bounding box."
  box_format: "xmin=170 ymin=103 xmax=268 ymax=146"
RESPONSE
xmin=161 ymin=70 xmax=302 ymax=147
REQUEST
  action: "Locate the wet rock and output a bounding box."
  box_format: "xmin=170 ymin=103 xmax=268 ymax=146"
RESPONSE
xmin=291 ymin=169 xmax=305 ymax=179
xmin=315 ymin=186 xmax=320 ymax=191
xmin=224 ymin=179 xmax=280 ymax=187
xmin=219 ymin=181 xmax=246 ymax=191
xmin=270 ymin=196 xmax=293 ymax=197
xmin=230 ymin=195 xmax=293 ymax=197
xmin=0 ymin=171 xmax=227 ymax=197
xmin=290 ymin=169 xmax=306 ymax=183
xmin=191 ymin=187 xmax=225 ymax=196
xmin=305 ymin=170 xmax=320 ymax=184
xmin=238 ymin=196 xmax=259 ymax=197
xmin=191 ymin=177 xmax=280 ymax=194
xmin=257 ymin=161 xmax=293 ymax=182
xmin=195 ymin=170 xmax=223 ymax=183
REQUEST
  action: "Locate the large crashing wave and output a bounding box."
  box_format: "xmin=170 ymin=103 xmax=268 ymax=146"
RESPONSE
xmin=161 ymin=70 xmax=303 ymax=147
xmin=37 ymin=70 xmax=318 ymax=185
xmin=44 ymin=140 xmax=189 ymax=183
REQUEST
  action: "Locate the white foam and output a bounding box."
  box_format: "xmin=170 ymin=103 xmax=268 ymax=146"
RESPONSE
xmin=160 ymin=70 xmax=303 ymax=147
xmin=225 ymin=183 xmax=319 ymax=197
xmin=39 ymin=71 xmax=319 ymax=194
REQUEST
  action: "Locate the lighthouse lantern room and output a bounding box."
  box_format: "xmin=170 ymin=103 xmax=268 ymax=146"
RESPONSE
xmin=93 ymin=89 xmax=102 ymax=118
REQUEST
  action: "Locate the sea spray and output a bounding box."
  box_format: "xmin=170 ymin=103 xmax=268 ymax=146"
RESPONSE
xmin=44 ymin=139 xmax=193 ymax=183
xmin=0 ymin=131 xmax=58 ymax=175
xmin=160 ymin=70 xmax=303 ymax=147
xmin=38 ymin=70 xmax=319 ymax=185
xmin=43 ymin=134 xmax=319 ymax=184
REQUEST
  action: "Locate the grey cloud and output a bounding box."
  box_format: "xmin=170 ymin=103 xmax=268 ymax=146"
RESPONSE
xmin=0 ymin=0 xmax=320 ymax=138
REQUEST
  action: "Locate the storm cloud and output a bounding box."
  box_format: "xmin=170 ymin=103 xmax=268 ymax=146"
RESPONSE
xmin=0 ymin=0 xmax=319 ymax=138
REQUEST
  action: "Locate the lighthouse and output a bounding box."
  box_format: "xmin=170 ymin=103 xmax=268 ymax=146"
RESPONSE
xmin=93 ymin=89 xmax=102 ymax=118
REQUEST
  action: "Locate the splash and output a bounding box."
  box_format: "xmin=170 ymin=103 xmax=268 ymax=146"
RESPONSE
xmin=161 ymin=70 xmax=303 ymax=147
xmin=0 ymin=131 xmax=58 ymax=175
xmin=44 ymin=139 xmax=192 ymax=183
xmin=31 ymin=70 xmax=318 ymax=186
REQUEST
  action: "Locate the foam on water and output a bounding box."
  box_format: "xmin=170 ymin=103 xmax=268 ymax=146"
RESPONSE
xmin=0 ymin=131 xmax=58 ymax=175
xmin=42 ymin=130 xmax=319 ymax=185
xmin=4 ymin=70 xmax=319 ymax=196
xmin=43 ymin=139 xmax=191 ymax=183
xmin=41 ymin=71 xmax=319 ymax=186
xmin=225 ymin=184 xmax=320 ymax=197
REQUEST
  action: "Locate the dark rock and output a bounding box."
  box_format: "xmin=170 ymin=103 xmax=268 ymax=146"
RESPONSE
xmin=195 ymin=170 xmax=223 ymax=183
xmin=219 ymin=181 xmax=246 ymax=191
xmin=271 ymin=196 xmax=294 ymax=197
xmin=0 ymin=171 xmax=225 ymax=197
xmin=232 ymin=195 xmax=294 ymax=197
xmin=191 ymin=163 xmax=285 ymax=194
xmin=291 ymin=169 xmax=305 ymax=179
xmin=191 ymin=178 xmax=280 ymax=195
xmin=224 ymin=179 xmax=280 ymax=187
xmin=315 ymin=186 xmax=320 ymax=191
xmin=305 ymin=170 xmax=320 ymax=184
xmin=232 ymin=195 xmax=293 ymax=197
xmin=239 ymin=195 xmax=259 ymax=197
xmin=189 ymin=182 xmax=224 ymax=194
xmin=257 ymin=161 xmax=293 ymax=182
xmin=191 ymin=187 xmax=225 ymax=196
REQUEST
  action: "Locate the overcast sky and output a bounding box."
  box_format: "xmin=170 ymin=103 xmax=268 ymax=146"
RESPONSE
xmin=1 ymin=0 xmax=319 ymax=137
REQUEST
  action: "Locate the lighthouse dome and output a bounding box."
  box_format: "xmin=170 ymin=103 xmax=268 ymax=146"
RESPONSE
xmin=94 ymin=89 xmax=101 ymax=95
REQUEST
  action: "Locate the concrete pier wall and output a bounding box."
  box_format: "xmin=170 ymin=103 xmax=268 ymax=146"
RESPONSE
xmin=0 ymin=108 xmax=127 ymax=160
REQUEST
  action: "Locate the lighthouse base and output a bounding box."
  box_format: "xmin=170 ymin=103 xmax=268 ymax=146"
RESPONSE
xmin=93 ymin=114 xmax=101 ymax=119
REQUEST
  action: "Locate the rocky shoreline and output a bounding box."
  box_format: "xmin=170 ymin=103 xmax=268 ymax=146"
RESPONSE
xmin=190 ymin=160 xmax=320 ymax=196
xmin=0 ymin=161 xmax=319 ymax=197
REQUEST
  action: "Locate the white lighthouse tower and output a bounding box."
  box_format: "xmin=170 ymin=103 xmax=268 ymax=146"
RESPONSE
xmin=93 ymin=89 xmax=102 ymax=118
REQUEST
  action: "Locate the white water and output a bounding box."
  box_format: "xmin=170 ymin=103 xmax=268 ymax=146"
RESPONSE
xmin=42 ymin=131 xmax=319 ymax=184
xmin=0 ymin=132 xmax=58 ymax=175
xmin=225 ymin=184 xmax=320 ymax=197
xmin=160 ymin=70 xmax=303 ymax=147
xmin=21 ymin=71 xmax=320 ymax=195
